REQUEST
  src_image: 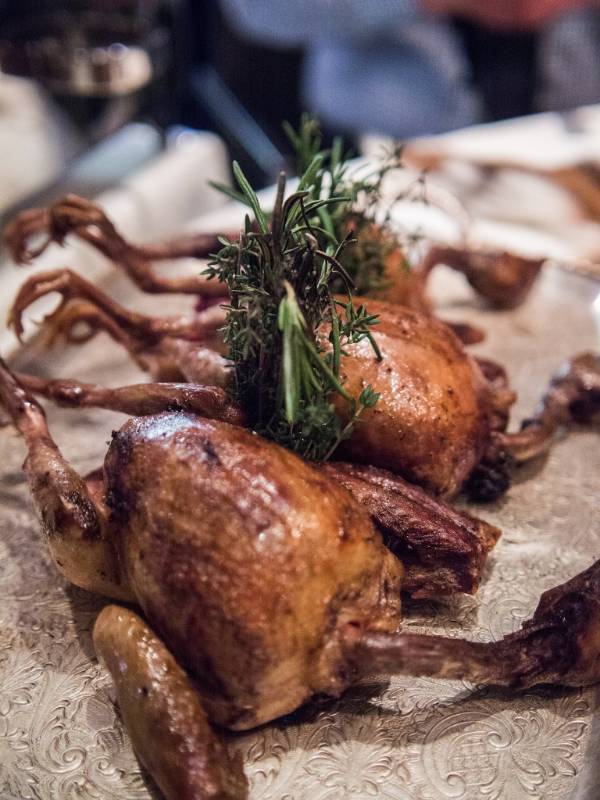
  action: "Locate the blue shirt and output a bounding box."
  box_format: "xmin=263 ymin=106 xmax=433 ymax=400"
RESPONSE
xmin=221 ymin=1 xmax=600 ymax=138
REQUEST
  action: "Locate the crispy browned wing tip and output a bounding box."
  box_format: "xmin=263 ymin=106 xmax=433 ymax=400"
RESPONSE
xmin=323 ymin=462 xmax=500 ymax=599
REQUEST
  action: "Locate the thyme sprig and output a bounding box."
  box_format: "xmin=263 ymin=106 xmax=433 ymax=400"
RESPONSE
xmin=205 ymin=164 xmax=381 ymax=461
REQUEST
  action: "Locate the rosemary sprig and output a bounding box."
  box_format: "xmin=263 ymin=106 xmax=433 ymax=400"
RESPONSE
xmin=205 ymin=163 xmax=382 ymax=462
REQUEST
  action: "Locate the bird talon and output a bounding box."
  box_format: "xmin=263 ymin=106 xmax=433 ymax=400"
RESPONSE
xmin=48 ymin=199 xmax=112 ymax=245
xmin=7 ymin=271 xmax=75 ymax=341
xmin=4 ymin=208 xmax=52 ymax=264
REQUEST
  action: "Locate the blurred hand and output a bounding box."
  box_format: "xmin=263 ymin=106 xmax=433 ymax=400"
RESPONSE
xmin=422 ymin=0 xmax=596 ymax=29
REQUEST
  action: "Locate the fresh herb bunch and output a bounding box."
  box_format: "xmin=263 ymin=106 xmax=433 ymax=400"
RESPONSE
xmin=205 ymin=162 xmax=382 ymax=462
xmin=284 ymin=114 xmax=408 ymax=294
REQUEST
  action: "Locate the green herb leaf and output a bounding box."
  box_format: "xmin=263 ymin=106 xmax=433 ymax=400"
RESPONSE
xmin=232 ymin=161 xmax=269 ymax=235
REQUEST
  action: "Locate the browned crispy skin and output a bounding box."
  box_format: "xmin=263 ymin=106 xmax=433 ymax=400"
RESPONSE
xmin=340 ymin=219 xmax=431 ymax=311
xmin=16 ymin=365 xmax=498 ymax=601
xmin=0 ymin=359 xmax=403 ymax=794
xmin=9 ymin=369 xmax=500 ymax=604
xmin=94 ymin=605 xmax=247 ymax=800
xmin=9 ymin=356 xmax=502 ymax=600
xmin=4 ymin=194 xmax=231 ymax=297
xmin=474 ymin=357 xmax=516 ymax=431
xmin=346 ymin=231 xmax=486 ymax=343
xmin=346 ymin=558 xmax=600 ymax=689
xmin=1 ymin=364 xmax=403 ymax=717
xmin=331 ymin=299 xmax=494 ymax=496
xmin=381 ymin=244 xmax=430 ymax=310
xmin=8 ymin=267 xmax=598 ymax=501
xmin=105 ymin=413 xmax=403 ymax=729
xmin=322 ymin=462 xmax=500 ymax=598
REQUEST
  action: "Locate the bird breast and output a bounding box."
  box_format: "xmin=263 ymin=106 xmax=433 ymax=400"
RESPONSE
xmin=329 ymin=301 xmax=493 ymax=497
xmin=103 ymin=413 xmax=403 ymax=729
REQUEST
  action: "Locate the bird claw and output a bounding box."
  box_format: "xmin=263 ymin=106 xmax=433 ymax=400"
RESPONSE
xmin=8 ymin=269 xmax=80 ymax=341
xmin=4 ymin=195 xmax=115 ymax=268
xmin=42 ymin=301 xmax=102 ymax=348
xmin=49 ymin=194 xmax=114 ymax=240
xmin=4 ymin=208 xmax=52 ymax=264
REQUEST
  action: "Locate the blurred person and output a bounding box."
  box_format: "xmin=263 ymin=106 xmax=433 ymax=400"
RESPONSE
xmin=220 ymin=0 xmax=600 ymax=138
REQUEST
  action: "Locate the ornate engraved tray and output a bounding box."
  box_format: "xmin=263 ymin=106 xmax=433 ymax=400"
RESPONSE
xmin=1 ymin=262 xmax=599 ymax=800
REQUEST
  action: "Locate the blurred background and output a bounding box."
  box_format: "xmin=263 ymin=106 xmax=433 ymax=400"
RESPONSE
xmin=0 ymin=0 xmax=598 ymax=221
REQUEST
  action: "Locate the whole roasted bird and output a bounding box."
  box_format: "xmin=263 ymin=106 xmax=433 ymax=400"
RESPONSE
xmin=8 ymin=367 xmax=502 ymax=601
xmin=2 ymin=357 xmax=600 ymax=800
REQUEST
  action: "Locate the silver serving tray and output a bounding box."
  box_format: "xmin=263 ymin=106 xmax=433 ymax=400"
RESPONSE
xmin=1 ymin=262 xmax=599 ymax=800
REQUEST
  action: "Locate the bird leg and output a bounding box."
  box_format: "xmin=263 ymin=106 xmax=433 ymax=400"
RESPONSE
xmin=15 ymin=372 xmax=245 ymax=427
xmin=0 ymin=357 xmax=131 ymax=600
xmin=495 ymin=351 xmax=600 ymax=463
xmin=465 ymin=351 xmax=600 ymax=501
xmin=94 ymin=605 xmax=248 ymax=800
xmin=420 ymin=245 xmax=544 ymax=309
xmin=322 ymin=462 xmax=500 ymax=599
xmin=4 ymin=193 xmax=231 ymax=297
xmin=41 ymin=298 xmax=162 ymax=379
xmin=9 ymin=268 xmax=226 ymax=344
xmin=345 ymin=558 xmax=600 ymax=689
